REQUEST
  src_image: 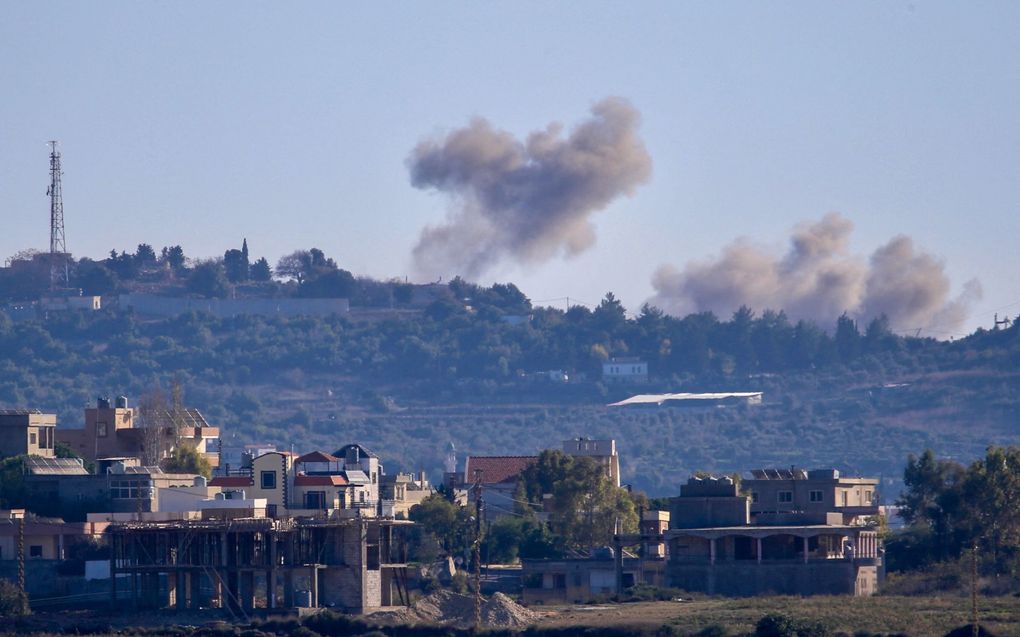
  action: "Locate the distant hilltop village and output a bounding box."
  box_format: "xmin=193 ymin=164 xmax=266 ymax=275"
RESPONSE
xmin=0 ymin=395 xmax=889 ymax=617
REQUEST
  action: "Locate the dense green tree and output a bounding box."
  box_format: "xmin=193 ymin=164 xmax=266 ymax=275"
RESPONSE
xmin=187 ymin=261 xmax=230 ymax=298
xmin=223 ymin=248 xmax=250 ymax=283
xmin=161 ymin=445 xmax=212 ymax=478
xmin=409 ymin=493 xmax=475 ymax=557
xmin=74 ymin=262 xmax=119 ymax=296
xmin=135 ymin=243 xmax=158 ymax=266
xmin=835 ymin=313 xmax=861 ymax=363
xmin=519 ymin=449 xmax=638 ymax=551
xmin=298 ymin=269 xmax=356 ymax=298
xmin=161 ymin=245 xmax=186 ymax=270
xmin=251 ymin=257 xmax=272 ymax=282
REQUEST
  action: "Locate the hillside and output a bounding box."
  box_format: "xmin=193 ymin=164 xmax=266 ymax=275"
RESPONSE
xmin=1 ymin=283 xmax=1018 ymax=496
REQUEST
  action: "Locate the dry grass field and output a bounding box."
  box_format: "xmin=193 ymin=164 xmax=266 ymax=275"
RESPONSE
xmin=533 ymin=596 xmax=1020 ymax=636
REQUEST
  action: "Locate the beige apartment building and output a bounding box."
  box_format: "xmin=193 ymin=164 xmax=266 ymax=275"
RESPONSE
xmin=744 ymin=468 xmax=880 ymax=525
xmin=57 ymin=397 xmax=219 ymax=468
xmin=0 ymin=410 xmax=57 ymax=458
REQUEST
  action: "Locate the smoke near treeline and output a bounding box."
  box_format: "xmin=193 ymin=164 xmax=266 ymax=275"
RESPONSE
xmin=649 ymin=213 xmax=981 ymax=333
xmin=407 ymin=97 xmax=652 ymax=278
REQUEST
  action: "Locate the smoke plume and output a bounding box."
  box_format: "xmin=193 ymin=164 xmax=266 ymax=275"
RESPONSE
xmin=649 ymin=213 xmax=981 ymax=333
xmin=408 ymin=97 xmax=652 ymax=278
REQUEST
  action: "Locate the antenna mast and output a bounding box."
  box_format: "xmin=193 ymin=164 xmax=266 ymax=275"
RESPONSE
xmin=47 ymin=140 xmax=68 ymax=287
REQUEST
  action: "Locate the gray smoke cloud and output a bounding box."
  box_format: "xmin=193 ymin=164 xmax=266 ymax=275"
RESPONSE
xmin=649 ymin=213 xmax=981 ymax=333
xmin=408 ymin=97 xmax=652 ymax=278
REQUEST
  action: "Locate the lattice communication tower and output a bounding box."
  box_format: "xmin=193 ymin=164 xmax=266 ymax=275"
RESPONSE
xmin=47 ymin=141 xmax=68 ymax=286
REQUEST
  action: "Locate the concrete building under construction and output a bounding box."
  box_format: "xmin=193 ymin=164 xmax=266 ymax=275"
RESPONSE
xmin=107 ymin=516 xmax=411 ymax=616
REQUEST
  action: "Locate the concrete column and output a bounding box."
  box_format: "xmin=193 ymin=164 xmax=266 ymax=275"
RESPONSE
xmin=310 ymin=566 xmax=319 ymax=607
xmin=213 ymin=572 xmax=223 ymax=609
xmin=614 ymin=541 xmax=624 ymax=596
xmin=709 ymin=538 xmax=716 ymax=565
xmin=802 ymin=537 xmax=809 ymax=564
xmin=227 ymin=570 xmax=240 ymax=613
xmin=167 ymin=571 xmax=177 ymax=608
xmin=283 ymin=570 xmax=294 ymax=607
xmin=186 ymin=571 xmax=197 ymax=609
xmin=242 ymin=571 xmax=256 ymax=611
xmin=756 ymin=537 xmax=762 ymax=564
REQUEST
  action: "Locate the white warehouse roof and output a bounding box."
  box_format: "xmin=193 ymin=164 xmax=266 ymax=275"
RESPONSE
xmin=607 ymin=392 xmax=763 ymax=407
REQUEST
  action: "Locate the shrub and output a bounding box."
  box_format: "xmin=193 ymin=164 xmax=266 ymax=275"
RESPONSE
xmin=0 ymin=579 xmax=29 ymax=617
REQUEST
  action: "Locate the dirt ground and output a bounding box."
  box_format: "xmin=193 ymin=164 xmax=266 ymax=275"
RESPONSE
xmin=532 ymin=596 xmax=1020 ymax=637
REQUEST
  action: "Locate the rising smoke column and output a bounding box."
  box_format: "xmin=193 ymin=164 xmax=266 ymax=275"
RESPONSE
xmin=408 ymin=97 xmax=652 ymax=278
xmin=648 ymin=213 xmax=981 ymax=332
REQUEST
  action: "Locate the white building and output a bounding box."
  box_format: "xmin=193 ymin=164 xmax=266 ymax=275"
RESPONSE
xmin=602 ymin=357 xmax=648 ymax=384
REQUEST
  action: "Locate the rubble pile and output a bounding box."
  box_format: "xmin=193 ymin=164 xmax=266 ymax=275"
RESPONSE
xmin=372 ymin=590 xmax=538 ymax=628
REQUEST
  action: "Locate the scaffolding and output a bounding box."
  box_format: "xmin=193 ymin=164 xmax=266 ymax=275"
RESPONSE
xmin=107 ymin=517 xmax=410 ymax=615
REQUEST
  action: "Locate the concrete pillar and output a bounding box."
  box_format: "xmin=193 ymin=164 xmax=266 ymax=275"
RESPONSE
xmin=310 ymin=567 xmax=319 ymax=607
xmin=802 ymin=537 xmax=809 ymax=564
xmin=178 ymin=571 xmax=189 ymax=609
xmin=709 ymin=538 xmax=716 ymax=565
xmin=168 ymin=571 xmax=177 ymax=608
xmin=213 ymin=572 xmax=223 ymax=609
xmin=756 ymin=537 xmax=762 ymax=564
xmin=227 ymin=570 xmax=240 ymax=613
xmin=186 ymin=571 xmax=197 ymax=609
xmin=283 ymin=570 xmax=294 ymax=607
xmin=614 ymin=540 xmax=624 ymax=595
xmin=242 ymin=571 xmax=255 ymax=611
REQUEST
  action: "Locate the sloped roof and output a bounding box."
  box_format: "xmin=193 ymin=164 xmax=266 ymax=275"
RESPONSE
xmin=209 ymin=476 xmax=254 ymax=488
xmin=342 ymin=470 xmax=371 ymax=485
xmin=464 ymin=456 xmax=536 ymax=484
xmin=296 ymin=451 xmax=338 ymax=463
xmin=607 ymin=392 xmax=763 ymax=407
xmin=295 ymin=475 xmax=348 ymax=487
xmin=333 ymin=443 xmax=378 ymax=459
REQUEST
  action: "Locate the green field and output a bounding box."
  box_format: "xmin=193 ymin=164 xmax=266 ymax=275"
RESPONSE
xmin=537 ymin=596 xmax=1020 ymax=636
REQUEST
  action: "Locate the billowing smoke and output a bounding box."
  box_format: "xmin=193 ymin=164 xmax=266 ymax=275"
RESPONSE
xmin=649 ymin=213 xmax=981 ymax=332
xmin=408 ymin=97 xmax=652 ymax=278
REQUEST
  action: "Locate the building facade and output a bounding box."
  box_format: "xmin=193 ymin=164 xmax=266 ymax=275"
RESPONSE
xmin=0 ymin=410 xmax=57 ymax=458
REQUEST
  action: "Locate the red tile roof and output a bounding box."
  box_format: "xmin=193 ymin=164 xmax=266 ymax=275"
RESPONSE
xmin=209 ymin=476 xmax=254 ymax=488
xmin=296 ymin=451 xmax=338 ymax=463
xmin=464 ymin=456 xmax=537 ymax=484
xmin=295 ymin=475 xmax=348 ymax=487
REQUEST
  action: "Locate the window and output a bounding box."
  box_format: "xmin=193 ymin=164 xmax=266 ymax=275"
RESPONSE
xmin=267 ymin=504 xmax=278 ymax=518
xmin=30 ymin=432 xmax=37 ymax=445
xmin=865 ymin=490 xmax=873 ymax=503
xmin=304 ymin=491 xmax=326 ymax=509
xmin=261 ymin=471 xmax=277 ymax=489
xmin=30 ymin=545 xmax=43 ymax=558
xmin=842 ymin=491 xmax=848 ymax=507
xmin=809 ymin=490 xmax=824 ymax=503
xmin=97 ymin=422 xmax=108 ymax=437
xmin=360 ymin=491 xmax=366 ymax=503
xmin=111 ymin=479 xmax=149 ymax=499
xmin=778 ymin=491 xmax=793 ymax=503
xmin=751 ymin=492 xmax=759 ymax=503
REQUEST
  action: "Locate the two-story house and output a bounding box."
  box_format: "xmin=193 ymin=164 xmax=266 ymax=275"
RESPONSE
xmin=0 ymin=410 xmax=57 ymax=458
xmin=744 ymin=468 xmax=880 ymax=526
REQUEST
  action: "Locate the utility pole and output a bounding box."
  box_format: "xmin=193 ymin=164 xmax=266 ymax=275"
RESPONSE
xmin=472 ymin=469 xmax=484 ymax=631
xmin=971 ymin=543 xmax=979 ymax=637
xmin=47 ymin=141 xmax=69 ymax=288
xmin=14 ymin=509 xmax=26 ymax=598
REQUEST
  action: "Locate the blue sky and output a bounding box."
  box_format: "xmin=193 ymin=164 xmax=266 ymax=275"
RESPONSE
xmin=2 ymin=2 xmax=1018 ymax=337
